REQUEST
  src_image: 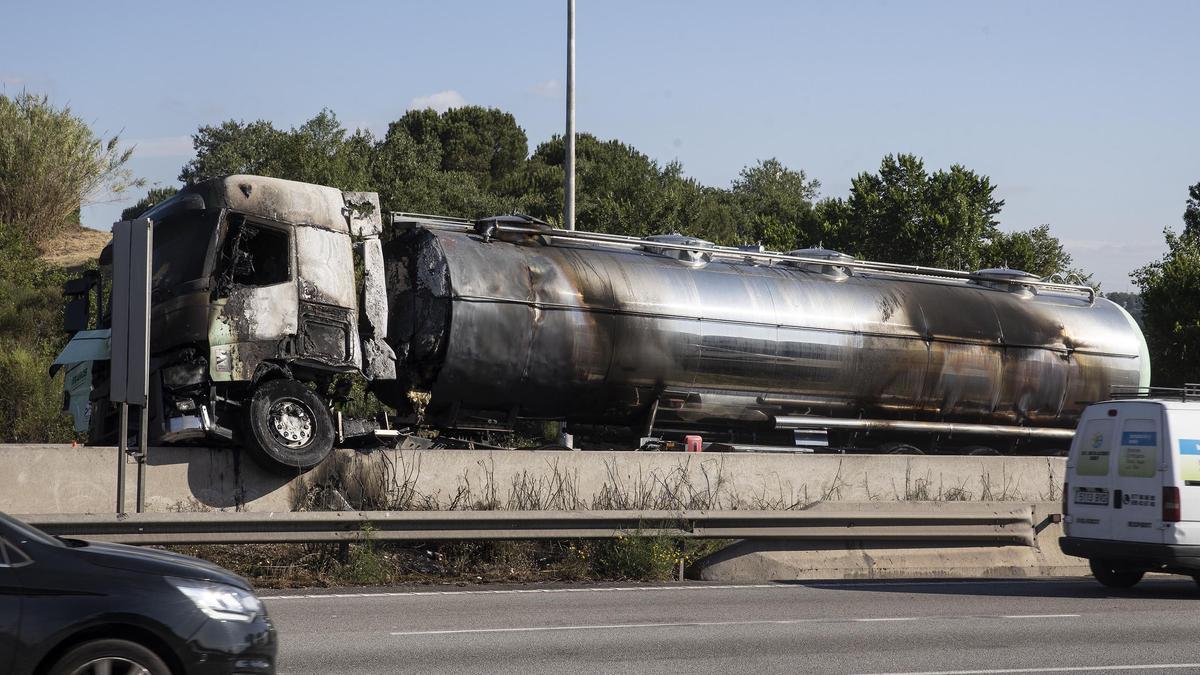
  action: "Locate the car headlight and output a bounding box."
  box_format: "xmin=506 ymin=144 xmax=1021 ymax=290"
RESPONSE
xmin=168 ymin=577 xmax=263 ymax=622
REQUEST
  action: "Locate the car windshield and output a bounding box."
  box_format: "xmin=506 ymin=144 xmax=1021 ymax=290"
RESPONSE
xmin=0 ymin=511 xmax=64 ymax=547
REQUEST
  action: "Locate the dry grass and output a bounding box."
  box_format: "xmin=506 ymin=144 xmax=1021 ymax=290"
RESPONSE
xmin=39 ymin=224 xmax=110 ymax=269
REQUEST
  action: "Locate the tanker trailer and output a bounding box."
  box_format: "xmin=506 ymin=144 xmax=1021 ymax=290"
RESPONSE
xmin=55 ymin=175 xmax=1149 ymax=472
xmin=378 ymin=214 xmax=1150 ymax=455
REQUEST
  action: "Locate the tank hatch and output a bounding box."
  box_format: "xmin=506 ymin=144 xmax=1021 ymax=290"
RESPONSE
xmin=971 ymin=267 xmax=1039 ymax=295
xmin=785 ymin=247 xmax=855 ymax=279
xmin=642 ymin=233 xmax=716 ymax=265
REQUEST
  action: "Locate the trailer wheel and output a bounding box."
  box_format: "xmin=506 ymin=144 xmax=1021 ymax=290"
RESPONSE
xmin=878 ymin=442 xmax=924 ymax=455
xmin=245 ymin=378 xmax=335 ymax=473
xmin=964 ymin=446 xmax=1000 ymax=456
xmin=1088 ymin=559 xmax=1143 ymax=588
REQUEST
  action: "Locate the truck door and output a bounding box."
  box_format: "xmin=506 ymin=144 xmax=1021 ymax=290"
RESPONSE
xmin=293 ymin=226 xmax=360 ymax=368
xmin=1110 ymin=406 xmax=1166 ymax=545
xmin=1067 ymin=414 xmax=1117 ymax=540
xmin=209 ymin=214 xmax=299 ymax=382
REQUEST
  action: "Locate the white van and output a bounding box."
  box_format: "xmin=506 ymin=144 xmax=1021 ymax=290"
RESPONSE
xmin=1061 ymin=395 xmax=1200 ymax=588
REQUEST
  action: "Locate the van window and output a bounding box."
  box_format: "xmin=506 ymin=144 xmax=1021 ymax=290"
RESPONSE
xmin=1181 ymin=439 xmax=1200 ymax=486
xmin=1077 ymin=419 xmax=1114 ymax=476
xmin=1118 ymin=419 xmax=1158 ymax=478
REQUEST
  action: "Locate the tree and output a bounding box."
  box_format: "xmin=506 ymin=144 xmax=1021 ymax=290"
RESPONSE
xmin=1184 ymin=181 xmax=1200 ymax=236
xmin=832 ymin=154 xmax=1003 ymax=269
xmin=730 ymin=158 xmax=821 ymax=251
xmin=980 ymin=225 xmax=1078 ymax=279
xmin=179 ymin=110 xmax=372 ymax=191
xmin=1134 ymin=227 xmax=1200 ymax=386
xmin=121 ymin=186 xmax=180 ymax=221
xmin=0 ymin=93 xmax=141 ymax=245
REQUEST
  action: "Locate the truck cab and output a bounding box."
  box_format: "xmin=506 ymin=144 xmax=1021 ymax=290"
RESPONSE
xmin=1061 ymin=390 xmax=1200 ymax=587
xmin=59 ymin=175 xmax=394 ymax=472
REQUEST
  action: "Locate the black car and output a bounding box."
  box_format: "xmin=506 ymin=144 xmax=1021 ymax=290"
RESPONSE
xmin=0 ymin=512 xmax=276 ymax=675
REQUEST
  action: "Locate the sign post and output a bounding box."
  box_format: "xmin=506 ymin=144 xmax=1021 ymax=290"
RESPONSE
xmin=110 ymin=217 xmax=152 ymax=514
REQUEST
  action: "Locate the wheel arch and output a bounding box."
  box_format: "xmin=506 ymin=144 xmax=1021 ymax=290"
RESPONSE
xmin=33 ymin=623 xmax=185 ymax=675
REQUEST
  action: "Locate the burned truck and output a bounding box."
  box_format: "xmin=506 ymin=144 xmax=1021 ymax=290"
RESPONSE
xmin=59 ymin=175 xmax=1150 ymax=471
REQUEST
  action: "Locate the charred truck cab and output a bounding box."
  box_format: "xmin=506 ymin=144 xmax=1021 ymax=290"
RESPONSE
xmin=68 ymin=176 xmax=393 ymax=472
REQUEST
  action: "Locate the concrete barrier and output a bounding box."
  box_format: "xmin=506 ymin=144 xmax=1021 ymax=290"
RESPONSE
xmin=692 ymin=503 xmax=1088 ymax=581
xmin=0 ymin=444 xmax=1065 ymax=514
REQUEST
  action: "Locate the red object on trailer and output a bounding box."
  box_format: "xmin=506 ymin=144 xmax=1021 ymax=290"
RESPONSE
xmin=685 ymin=435 xmax=703 ymax=453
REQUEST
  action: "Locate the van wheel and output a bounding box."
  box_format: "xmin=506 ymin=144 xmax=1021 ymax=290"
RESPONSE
xmin=1089 ymin=559 xmax=1144 ymax=588
xmin=49 ymin=638 xmax=171 ymax=675
xmin=245 ymin=378 xmax=335 ymax=473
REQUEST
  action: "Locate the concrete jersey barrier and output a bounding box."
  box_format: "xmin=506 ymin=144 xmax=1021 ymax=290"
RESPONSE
xmin=0 ymin=445 xmax=1065 ymax=514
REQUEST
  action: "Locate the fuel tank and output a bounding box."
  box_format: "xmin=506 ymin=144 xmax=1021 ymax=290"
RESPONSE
xmin=382 ymin=224 xmax=1149 ymax=432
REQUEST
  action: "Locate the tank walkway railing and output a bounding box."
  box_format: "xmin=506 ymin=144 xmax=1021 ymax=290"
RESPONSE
xmin=20 ymin=503 xmax=1037 ymax=547
xmin=390 ymin=212 xmax=1096 ymax=303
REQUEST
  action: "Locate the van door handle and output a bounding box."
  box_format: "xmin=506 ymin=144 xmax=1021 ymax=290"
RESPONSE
xmin=1113 ymin=489 xmax=1122 ymax=509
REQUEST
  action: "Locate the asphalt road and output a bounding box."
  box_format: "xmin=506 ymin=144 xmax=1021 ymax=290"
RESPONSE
xmin=261 ymin=577 xmax=1200 ymax=674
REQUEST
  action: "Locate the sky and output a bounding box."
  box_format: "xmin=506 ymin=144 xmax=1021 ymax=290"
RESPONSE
xmin=2 ymin=0 xmax=1196 ymax=291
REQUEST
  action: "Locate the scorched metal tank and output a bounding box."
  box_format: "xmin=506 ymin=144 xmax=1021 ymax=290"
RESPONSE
xmin=381 ymin=217 xmax=1149 ymax=435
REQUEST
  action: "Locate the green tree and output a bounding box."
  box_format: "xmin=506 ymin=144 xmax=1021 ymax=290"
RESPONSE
xmin=179 ymin=110 xmax=372 ymax=191
xmin=730 ymin=158 xmax=821 ymax=250
xmin=1134 ymin=226 xmax=1200 ymax=386
xmin=833 ymin=154 xmax=1003 ymax=269
xmin=371 ymin=118 xmax=508 ymax=218
xmin=1184 ymin=181 xmax=1200 ymax=236
xmin=0 ymin=93 xmax=141 ymax=245
xmin=121 ymin=186 xmax=179 ymax=221
xmin=980 ymin=225 xmax=1079 ymax=279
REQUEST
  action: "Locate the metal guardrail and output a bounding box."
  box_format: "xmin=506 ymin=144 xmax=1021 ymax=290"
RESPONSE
xmin=20 ymin=503 xmax=1036 ymax=547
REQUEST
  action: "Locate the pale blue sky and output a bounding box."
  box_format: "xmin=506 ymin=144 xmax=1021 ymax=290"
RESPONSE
xmin=2 ymin=0 xmax=1196 ymax=290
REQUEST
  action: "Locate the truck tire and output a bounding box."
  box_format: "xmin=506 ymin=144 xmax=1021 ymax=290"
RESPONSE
xmin=1089 ymin=558 xmax=1144 ymax=588
xmin=878 ymin=442 xmax=924 ymax=455
xmin=245 ymin=378 xmax=335 ymax=473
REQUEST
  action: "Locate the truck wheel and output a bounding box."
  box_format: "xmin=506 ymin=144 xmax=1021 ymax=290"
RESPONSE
xmin=1089 ymin=559 xmax=1144 ymax=588
xmin=879 ymin=442 xmax=924 ymax=455
xmin=245 ymin=378 xmax=335 ymax=473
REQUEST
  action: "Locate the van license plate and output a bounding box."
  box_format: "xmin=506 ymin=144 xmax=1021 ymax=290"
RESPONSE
xmin=1074 ymin=487 xmax=1110 ymax=506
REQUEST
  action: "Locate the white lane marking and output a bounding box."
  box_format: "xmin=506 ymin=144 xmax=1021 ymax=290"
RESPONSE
xmin=1000 ymin=614 xmax=1080 ymax=619
xmin=258 ymin=578 xmax=1076 ymax=601
xmin=393 ymin=617 xmax=838 ymax=636
xmin=857 ymin=664 xmax=1200 ymax=675
xmin=389 ymin=613 xmax=1080 ymax=637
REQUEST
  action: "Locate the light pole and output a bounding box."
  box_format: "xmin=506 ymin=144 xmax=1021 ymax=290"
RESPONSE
xmin=564 ymin=0 xmax=576 ymax=232
xmin=559 ymin=0 xmax=577 ymax=450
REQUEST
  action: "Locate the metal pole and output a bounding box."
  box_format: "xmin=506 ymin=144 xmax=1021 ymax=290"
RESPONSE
xmin=116 ymin=402 xmax=128 ymax=514
xmin=136 ymin=404 xmax=148 ymax=513
xmin=564 ymin=0 xmax=576 ymax=231
xmin=557 ymin=0 xmax=578 ymax=450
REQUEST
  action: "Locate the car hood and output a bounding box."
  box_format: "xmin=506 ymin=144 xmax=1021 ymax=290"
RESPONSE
xmin=73 ymin=540 xmax=251 ymax=589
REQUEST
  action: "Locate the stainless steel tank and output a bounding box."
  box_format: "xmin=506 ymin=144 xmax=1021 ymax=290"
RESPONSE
xmin=382 ymin=220 xmax=1149 ymax=434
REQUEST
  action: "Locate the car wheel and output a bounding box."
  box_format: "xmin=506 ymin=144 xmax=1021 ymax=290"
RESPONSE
xmin=1089 ymin=558 xmax=1144 ymax=588
xmin=50 ymin=638 xmax=171 ymax=675
xmin=245 ymin=378 xmax=335 ymax=473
